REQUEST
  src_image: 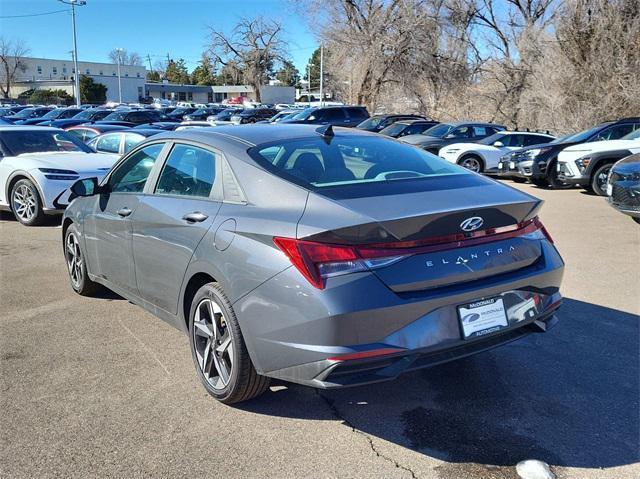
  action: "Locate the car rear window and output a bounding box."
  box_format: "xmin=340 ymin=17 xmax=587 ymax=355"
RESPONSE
xmin=248 ymin=134 xmax=468 ymax=189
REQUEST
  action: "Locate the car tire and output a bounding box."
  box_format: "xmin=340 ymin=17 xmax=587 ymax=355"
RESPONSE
xmin=10 ymin=178 xmax=46 ymax=226
xmin=64 ymin=223 xmax=100 ymax=296
xmin=458 ymin=155 xmax=484 ymax=173
xmin=633 ymin=217 xmax=640 ymax=225
xmin=188 ymin=282 xmax=270 ymax=404
xmin=590 ymin=163 xmax=613 ymax=196
xmin=531 ymin=177 xmax=550 ymax=188
xmin=546 ymin=160 xmax=573 ymax=189
xmin=512 ymin=177 xmax=527 ymax=183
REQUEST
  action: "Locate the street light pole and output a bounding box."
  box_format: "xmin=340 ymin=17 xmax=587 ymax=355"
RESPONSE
xmin=59 ymin=0 xmax=86 ymax=107
xmin=116 ymin=48 xmax=123 ymax=103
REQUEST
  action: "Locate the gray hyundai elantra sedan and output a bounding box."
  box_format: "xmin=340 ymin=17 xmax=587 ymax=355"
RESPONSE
xmin=62 ymin=124 xmax=564 ymax=404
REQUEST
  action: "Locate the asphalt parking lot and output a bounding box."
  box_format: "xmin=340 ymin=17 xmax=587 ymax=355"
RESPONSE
xmin=1 ymin=182 xmax=638 ymax=479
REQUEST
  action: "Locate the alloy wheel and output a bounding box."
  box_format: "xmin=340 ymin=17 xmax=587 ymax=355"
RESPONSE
xmin=193 ymin=298 xmax=234 ymax=390
xmin=460 ymin=157 xmax=481 ymax=172
xmin=65 ymin=232 xmax=83 ymax=288
xmin=12 ymin=184 xmax=37 ymax=222
xmin=595 ymin=166 xmax=611 ymax=194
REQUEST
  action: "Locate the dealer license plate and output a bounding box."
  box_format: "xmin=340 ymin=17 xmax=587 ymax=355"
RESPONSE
xmin=458 ymin=297 xmax=509 ymax=339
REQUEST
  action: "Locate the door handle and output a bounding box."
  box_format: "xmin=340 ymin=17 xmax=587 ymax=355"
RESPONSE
xmin=182 ymin=212 xmax=209 ymax=223
xmin=117 ymin=207 xmax=132 ymax=217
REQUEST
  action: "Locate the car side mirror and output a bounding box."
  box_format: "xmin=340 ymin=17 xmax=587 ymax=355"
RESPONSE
xmin=70 ymin=177 xmax=101 ymax=198
xmin=445 ymin=133 xmax=456 ymax=139
xmin=493 ymin=141 xmax=504 ymax=147
xmin=307 ymin=115 xmax=316 ymax=121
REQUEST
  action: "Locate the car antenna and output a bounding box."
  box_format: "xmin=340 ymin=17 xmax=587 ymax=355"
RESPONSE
xmin=316 ymin=124 xmax=334 ymax=138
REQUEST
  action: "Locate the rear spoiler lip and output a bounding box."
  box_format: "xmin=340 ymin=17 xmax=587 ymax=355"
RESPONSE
xmin=316 ymin=217 xmax=551 ymax=258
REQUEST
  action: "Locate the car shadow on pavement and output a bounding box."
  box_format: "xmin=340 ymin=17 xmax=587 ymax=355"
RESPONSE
xmin=240 ymin=298 xmax=639 ymax=470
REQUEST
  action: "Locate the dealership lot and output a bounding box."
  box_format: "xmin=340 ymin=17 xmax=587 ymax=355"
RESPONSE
xmin=0 ymin=182 xmax=638 ymax=479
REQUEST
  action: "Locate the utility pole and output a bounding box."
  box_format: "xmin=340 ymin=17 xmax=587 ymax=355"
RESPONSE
xmin=307 ymin=63 xmax=314 ymax=106
xmin=146 ymin=54 xmax=153 ymax=74
xmin=319 ymin=44 xmax=324 ymax=107
xmin=69 ymin=50 xmax=76 ymax=101
xmin=116 ymin=48 xmax=123 ymax=103
xmin=59 ymin=0 xmax=86 ymax=107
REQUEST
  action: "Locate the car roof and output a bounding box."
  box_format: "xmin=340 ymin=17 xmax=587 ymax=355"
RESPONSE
xmin=441 ymin=121 xmax=505 ymax=127
xmin=68 ymin=124 xmax=129 ymax=132
xmin=125 ymin=128 xmax=162 ymax=137
xmin=0 ymin=125 xmax=62 ymax=132
xmin=501 ymin=131 xmax=554 ymax=136
xmin=394 ymin=119 xmax=437 ymax=125
xmin=371 ymin=114 xmax=423 ymax=119
xmin=150 ymin=123 xmax=377 ymax=148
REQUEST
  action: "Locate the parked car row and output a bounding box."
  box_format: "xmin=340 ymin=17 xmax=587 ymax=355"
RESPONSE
xmin=1 ymin=101 xmax=638 ymax=224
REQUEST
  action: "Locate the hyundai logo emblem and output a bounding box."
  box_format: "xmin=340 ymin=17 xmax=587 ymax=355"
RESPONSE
xmin=460 ymin=216 xmax=484 ymax=232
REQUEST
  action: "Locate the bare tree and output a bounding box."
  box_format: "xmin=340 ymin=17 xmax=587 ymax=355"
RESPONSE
xmin=455 ymin=0 xmax=557 ymax=127
xmin=525 ymin=0 xmax=640 ymax=133
xmin=108 ymin=48 xmax=143 ymax=66
xmin=302 ymin=0 xmax=636 ymax=131
xmin=0 ymin=37 xmax=30 ymax=99
xmin=207 ymin=18 xmax=287 ymax=101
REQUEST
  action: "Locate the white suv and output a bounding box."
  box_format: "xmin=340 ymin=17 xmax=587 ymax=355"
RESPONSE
xmin=439 ymin=131 xmax=555 ymax=173
xmin=557 ymin=129 xmax=640 ymax=195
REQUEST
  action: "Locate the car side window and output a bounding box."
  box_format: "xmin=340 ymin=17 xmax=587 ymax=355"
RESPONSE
xmin=66 ymin=129 xmax=85 ymax=142
xmin=592 ymin=124 xmax=635 ymax=141
xmin=404 ymin=125 xmax=424 ymax=136
xmin=505 ymin=135 xmax=525 ymax=147
xmin=317 ymin=109 xmax=345 ymax=121
xmin=109 ymin=143 xmax=164 ymax=193
xmin=95 ymin=134 xmax=121 ymax=153
xmin=525 ymin=135 xmax=551 ymax=146
xmin=123 ymin=133 xmax=144 ymax=154
xmin=128 ymin=112 xmax=147 ymax=123
xmin=155 ymin=144 xmax=216 ymax=198
xmin=347 ymin=108 xmax=368 ymax=121
xmin=472 ymin=126 xmax=489 ymax=137
xmin=451 ymin=126 xmax=472 ymax=138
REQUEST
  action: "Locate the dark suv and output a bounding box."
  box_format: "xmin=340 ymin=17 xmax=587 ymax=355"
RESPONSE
xmin=379 ymin=119 xmax=440 ymax=138
xmin=401 ymin=121 xmax=506 ymax=155
xmin=356 ymin=114 xmax=427 ymax=132
xmin=95 ymin=109 xmax=166 ymax=127
xmin=497 ymin=117 xmax=640 ymax=188
xmin=281 ymin=106 xmax=370 ymax=127
xmin=230 ymin=108 xmax=278 ymax=124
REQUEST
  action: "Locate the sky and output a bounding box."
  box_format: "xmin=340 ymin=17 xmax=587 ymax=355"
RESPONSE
xmin=0 ymin=0 xmax=319 ymax=74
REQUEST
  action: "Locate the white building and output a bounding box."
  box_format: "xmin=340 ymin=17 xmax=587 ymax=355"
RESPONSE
xmin=8 ymin=56 xmax=295 ymax=105
xmin=145 ymin=82 xmax=295 ymax=105
xmin=9 ymin=56 xmax=146 ymax=103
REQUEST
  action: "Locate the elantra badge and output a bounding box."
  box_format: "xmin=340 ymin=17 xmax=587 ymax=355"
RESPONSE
xmin=460 ymin=216 xmax=484 ymax=232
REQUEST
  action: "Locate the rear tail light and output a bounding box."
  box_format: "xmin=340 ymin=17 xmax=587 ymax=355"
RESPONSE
xmin=274 ymin=216 xmax=554 ymax=289
xmin=273 ymin=237 xmax=405 ymax=289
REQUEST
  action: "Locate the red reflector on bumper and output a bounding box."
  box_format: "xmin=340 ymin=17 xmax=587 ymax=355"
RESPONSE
xmin=328 ymin=347 xmax=405 ymax=362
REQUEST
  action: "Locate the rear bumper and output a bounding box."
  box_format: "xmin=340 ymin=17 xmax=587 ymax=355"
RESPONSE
xmin=234 ymin=239 xmax=565 ymax=388
xmin=283 ymin=310 xmax=559 ymax=389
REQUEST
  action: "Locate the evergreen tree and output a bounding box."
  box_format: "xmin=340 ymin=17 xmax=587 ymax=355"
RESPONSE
xmin=275 ymin=60 xmax=300 ymax=86
xmin=165 ymin=58 xmax=191 ymax=84
xmin=79 ymin=75 xmax=107 ymax=103
xmin=191 ymin=55 xmax=216 ymax=85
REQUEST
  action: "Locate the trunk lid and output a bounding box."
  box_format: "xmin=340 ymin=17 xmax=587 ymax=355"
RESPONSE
xmin=297 ymin=175 xmax=544 ymax=292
